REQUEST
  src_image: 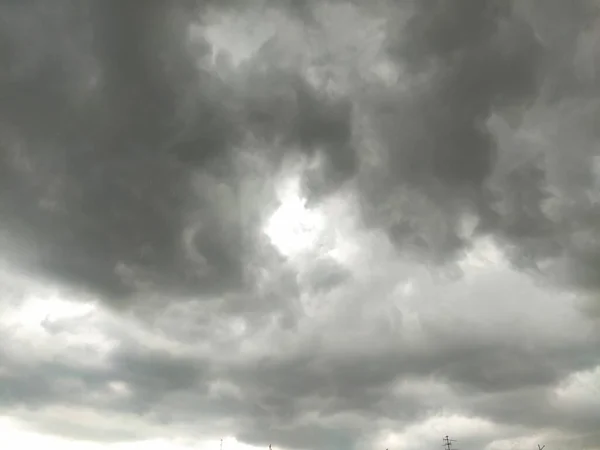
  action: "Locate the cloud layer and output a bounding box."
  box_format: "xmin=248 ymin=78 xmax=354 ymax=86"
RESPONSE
xmin=1 ymin=0 xmax=599 ymax=449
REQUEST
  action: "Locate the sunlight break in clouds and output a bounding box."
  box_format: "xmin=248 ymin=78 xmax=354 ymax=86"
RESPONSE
xmin=264 ymin=174 xmax=326 ymax=257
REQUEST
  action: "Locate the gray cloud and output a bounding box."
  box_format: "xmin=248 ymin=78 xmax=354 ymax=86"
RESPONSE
xmin=0 ymin=0 xmax=361 ymax=308
xmin=357 ymin=0 xmax=543 ymax=263
xmin=351 ymin=0 xmax=600 ymax=300
xmin=0 ymin=0 xmax=232 ymax=300
xmin=2 ymin=0 xmax=600 ymax=449
xmin=3 ymin=0 xmax=597 ymax=304
xmin=2 ymin=266 xmax=599 ymax=448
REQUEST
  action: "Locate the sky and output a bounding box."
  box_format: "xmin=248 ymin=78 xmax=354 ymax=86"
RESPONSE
xmin=0 ymin=0 xmax=599 ymax=449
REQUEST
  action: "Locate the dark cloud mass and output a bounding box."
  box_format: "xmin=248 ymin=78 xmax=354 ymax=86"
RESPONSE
xmin=0 ymin=0 xmax=252 ymax=302
xmin=1 ymin=0 xmax=600 ymax=448
xmin=0 ymin=0 xmax=358 ymax=304
xmin=360 ymin=0 xmax=544 ymax=263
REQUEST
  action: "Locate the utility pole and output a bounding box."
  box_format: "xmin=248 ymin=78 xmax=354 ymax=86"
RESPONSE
xmin=443 ymin=435 xmax=458 ymax=450
xmin=220 ymin=439 xmax=223 ymax=450
xmin=538 ymin=445 xmax=545 ymax=450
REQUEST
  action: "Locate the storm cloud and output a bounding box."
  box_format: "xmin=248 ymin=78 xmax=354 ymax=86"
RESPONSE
xmin=1 ymin=0 xmax=600 ymax=449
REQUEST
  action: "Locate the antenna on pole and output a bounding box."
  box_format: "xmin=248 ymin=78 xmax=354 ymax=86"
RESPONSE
xmin=538 ymin=445 xmax=545 ymax=450
xmin=443 ymin=435 xmax=458 ymax=450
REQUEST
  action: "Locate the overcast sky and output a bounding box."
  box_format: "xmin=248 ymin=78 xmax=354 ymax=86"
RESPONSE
xmin=1 ymin=1 xmax=600 ymax=449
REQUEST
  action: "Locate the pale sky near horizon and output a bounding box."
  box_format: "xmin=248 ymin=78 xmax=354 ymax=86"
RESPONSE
xmin=1 ymin=1 xmax=600 ymax=449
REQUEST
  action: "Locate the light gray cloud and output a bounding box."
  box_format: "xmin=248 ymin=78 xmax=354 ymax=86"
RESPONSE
xmin=2 ymin=261 xmax=599 ymax=449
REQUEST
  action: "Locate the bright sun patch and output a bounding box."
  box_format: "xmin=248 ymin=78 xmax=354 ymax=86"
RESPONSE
xmin=264 ymin=175 xmax=325 ymax=257
xmin=5 ymin=295 xmax=95 ymax=331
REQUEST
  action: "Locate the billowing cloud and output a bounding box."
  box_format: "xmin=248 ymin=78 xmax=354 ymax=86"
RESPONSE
xmin=1 ymin=0 xmax=600 ymax=449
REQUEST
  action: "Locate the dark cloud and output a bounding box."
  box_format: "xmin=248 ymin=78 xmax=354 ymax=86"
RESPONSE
xmin=349 ymin=0 xmax=600 ymax=301
xmin=0 ymin=0 xmax=234 ymax=301
xmin=237 ymin=62 xmax=357 ymax=198
xmin=388 ymin=0 xmax=541 ymax=184
xmin=0 ymin=0 xmax=598 ymax=306
xmin=515 ymin=0 xmax=600 ymax=99
xmin=0 ymin=0 xmax=361 ymax=307
xmin=2 ymin=0 xmax=600 ymax=449
xmin=354 ymin=0 xmax=543 ymax=264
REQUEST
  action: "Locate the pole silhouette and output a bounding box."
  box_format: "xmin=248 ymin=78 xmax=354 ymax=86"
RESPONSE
xmin=443 ymin=435 xmax=458 ymax=450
